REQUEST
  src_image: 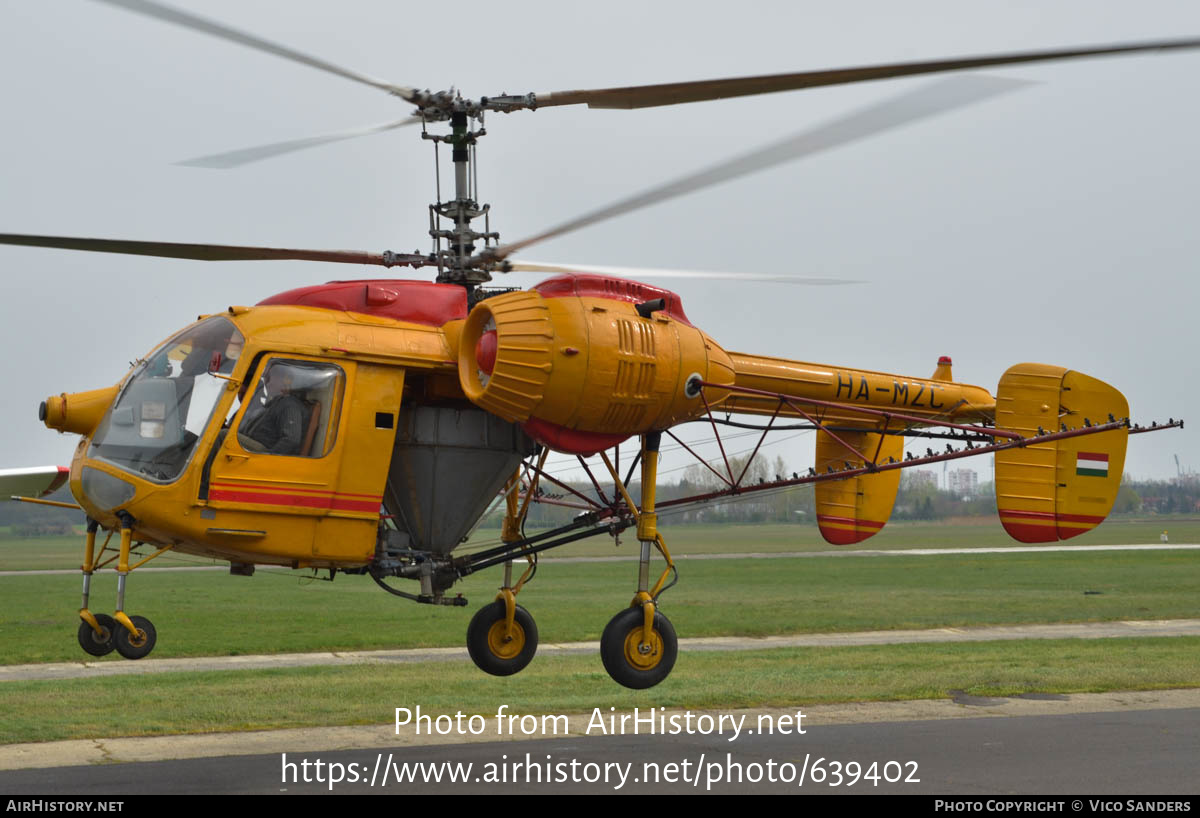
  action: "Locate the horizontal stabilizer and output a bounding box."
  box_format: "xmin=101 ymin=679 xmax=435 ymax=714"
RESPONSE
xmin=0 ymin=466 xmax=70 ymax=500
xmin=994 ymin=364 xmax=1128 ymax=542
xmin=815 ymin=429 xmax=903 ymax=544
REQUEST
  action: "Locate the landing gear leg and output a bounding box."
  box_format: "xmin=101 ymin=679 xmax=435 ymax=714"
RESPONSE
xmin=599 ymin=432 xmax=678 ymax=689
xmin=466 ymin=467 xmax=541 ymax=676
xmin=110 ymin=513 xmax=158 ymax=660
xmin=77 ymin=518 xmax=116 ymax=657
xmin=74 ymin=513 xmax=172 ymax=659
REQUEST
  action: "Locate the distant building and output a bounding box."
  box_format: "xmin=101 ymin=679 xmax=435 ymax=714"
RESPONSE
xmin=947 ymin=468 xmax=978 ymax=496
xmin=907 ymin=470 xmax=937 ymax=489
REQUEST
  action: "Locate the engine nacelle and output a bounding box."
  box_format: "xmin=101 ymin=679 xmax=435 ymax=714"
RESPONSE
xmin=458 ymin=275 xmax=734 ymax=453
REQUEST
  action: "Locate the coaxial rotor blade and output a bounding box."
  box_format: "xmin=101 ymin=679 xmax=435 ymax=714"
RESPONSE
xmin=0 ymin=234 xmax=426 ymax=267
xmin=534 ymin=37 xmax=1200 ymax=109
xmin=178 ymin=117 xmax=423 ymax=168
xmin=503 ymin=260 xmax=862 ymax=285
xmin=93 ymin=0 xmax=417 ymax=101
xmin=488 ymin=74 xmax=1029 ymax=261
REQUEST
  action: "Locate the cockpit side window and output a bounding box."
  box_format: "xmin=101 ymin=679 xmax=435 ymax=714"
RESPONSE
xmin=236 ymin=360 xmax=345 ymax=458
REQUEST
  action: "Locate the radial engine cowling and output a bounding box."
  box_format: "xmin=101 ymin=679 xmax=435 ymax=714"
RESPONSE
xmin=457 ymin=276 xmax=734 ymax=454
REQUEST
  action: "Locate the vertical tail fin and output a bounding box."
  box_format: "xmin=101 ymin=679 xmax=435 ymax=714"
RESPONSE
xmin=994 ymin=364 xmax=1128 ymax=542
xmin=815 ymin=429 xmax=903 ymax=544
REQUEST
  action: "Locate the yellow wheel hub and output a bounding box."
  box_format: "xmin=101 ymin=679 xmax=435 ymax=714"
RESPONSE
xmin=623 ymin=627 xmax=663 ymax=670
xmin=128 ymin=629 xmax=148 ymax=648
xmin=486 ymin=620 xmax=526 ymax=660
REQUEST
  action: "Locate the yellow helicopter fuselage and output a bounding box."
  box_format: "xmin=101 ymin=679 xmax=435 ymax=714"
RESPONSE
xmin=49 ymin=275 xmax=998 ymax=568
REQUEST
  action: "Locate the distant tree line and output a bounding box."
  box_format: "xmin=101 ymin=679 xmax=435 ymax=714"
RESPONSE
xmin=0 ymin=488 xmax=84 ymax=537
xmin=1114 ymin=476 xmax=1200 ymax=515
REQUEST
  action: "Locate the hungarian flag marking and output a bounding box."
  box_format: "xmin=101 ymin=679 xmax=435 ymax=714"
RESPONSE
xmin=1076 ymin=452 xmax=1109 ymax=477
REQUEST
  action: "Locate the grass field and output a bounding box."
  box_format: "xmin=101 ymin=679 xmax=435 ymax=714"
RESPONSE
xmin=4 ymin=637 xmax=1199 ymax=744
xmin=2 ymin=544 xmax=1198 ymax=664
xmin=2 ymin=516 xmax=1198 ymax=572
xmin=1 ymin=519 xmax=1197 ymax=744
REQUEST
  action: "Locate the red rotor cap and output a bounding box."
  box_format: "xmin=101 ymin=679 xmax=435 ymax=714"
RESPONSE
xmin=476 ymin=330 xmax=498 ymax=376
xmin=938 ymin=356 xmax=953 ymax=365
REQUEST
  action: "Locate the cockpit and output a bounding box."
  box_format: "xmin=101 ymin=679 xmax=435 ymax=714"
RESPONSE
xmin=87 ymin=316 xmax=243 ymax=483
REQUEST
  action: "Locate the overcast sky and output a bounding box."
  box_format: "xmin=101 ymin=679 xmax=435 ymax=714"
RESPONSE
xmin=1 ymin=0 xmax=1197 ymax=486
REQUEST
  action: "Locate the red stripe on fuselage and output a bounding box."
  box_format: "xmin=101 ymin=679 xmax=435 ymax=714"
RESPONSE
xmin=209 ymin=482 xmax=382 ymax=500
xmin=208 ymin=487 xmax=380 ymax=513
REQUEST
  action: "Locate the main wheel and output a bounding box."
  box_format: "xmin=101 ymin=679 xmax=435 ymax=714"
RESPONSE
xmin=600 ymin=606 xmax=678 ymax=690
xmin=113 ymin=615 xmax=157 ymax=660
xmin=466 ymin=600 xmax=538 ymax=676
xmin=77 ymin=614 xmax=116 ymax=657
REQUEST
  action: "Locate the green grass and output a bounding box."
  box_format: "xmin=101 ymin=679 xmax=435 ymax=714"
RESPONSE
xmin=1 ymin=549 xmax=1197 ymax=665
xmin=2 ymin=637 xmax=1197 ymax=744
xmin=3 ymin=517 xmax=1197 ymax=572
xmin=2 ymin=521 xmax=1197 ymax=746
xmin=473 ymin=517 xmax=1200 ymax=557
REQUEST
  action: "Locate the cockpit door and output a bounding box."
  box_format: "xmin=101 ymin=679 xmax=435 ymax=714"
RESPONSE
xmin=201 ymin=355 xmax=401 ymax=564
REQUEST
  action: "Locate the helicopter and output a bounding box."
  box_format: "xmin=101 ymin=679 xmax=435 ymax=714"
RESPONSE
xmin=0 ymin=0 xmax=1191 ymax=689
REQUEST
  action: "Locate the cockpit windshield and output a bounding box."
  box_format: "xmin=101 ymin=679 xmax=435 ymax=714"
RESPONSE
xmin=88 ymin=316 xmax=243 ymax=483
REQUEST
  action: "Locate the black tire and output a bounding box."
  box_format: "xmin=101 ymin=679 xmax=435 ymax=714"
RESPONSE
xmin=113 ymin=615 xmax=157 ymax=660
xmin=77 ymin=614 xmax=116 ymax=657
xmin=600 ymin=606 xmax=678 ymax=690
xmin=466 ymin=600 xmax=538 ymax=676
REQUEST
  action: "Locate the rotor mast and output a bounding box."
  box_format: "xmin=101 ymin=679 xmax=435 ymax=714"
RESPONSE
xmin=424 ymin=102 xmax=499 ymax=288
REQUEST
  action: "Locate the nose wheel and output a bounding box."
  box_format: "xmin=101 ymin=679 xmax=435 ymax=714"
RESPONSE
xmin=77 ymin=613 xmax=117 ymax=657
xmin=466 ymin=599 xmax=538 ymax=676
xmin=75 ymin=516 xmax=166 ymax=660
xmin=600 ymin=605 xmax=677 ymax=689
